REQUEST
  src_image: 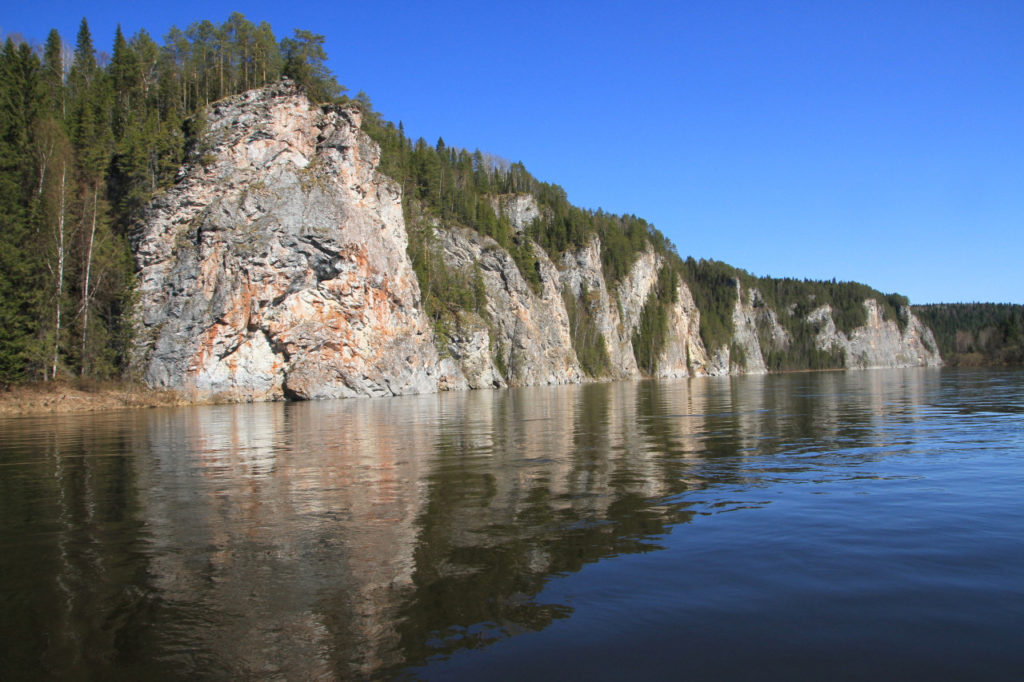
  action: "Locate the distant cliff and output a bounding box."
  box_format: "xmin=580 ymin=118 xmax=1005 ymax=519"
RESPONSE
xmin=131 ymin=84 xmax=940 ymax=401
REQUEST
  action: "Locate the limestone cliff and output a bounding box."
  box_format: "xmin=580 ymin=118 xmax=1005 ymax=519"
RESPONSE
xmin=654 ymin=280 xmax=711 ymax=378
xmin=131 ymin=84 xmax=941 ymax=402
xmin=809 ymin=300 xmax=942 ymax=369
xmin=132 ymin=83 xmax=449 ymax=401
xmin=557 ymin=237 xmax=640 ymax=378
xmin=438 ymin=225 xmax=585 ymax=387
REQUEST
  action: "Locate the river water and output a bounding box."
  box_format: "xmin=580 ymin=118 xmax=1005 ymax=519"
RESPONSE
xmin=1 ymin=368 xmax=1022 ymax=680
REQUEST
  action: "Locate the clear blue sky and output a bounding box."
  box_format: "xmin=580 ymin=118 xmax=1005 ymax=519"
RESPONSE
xmin=5 ymin=1 xmax=1023 ymax=304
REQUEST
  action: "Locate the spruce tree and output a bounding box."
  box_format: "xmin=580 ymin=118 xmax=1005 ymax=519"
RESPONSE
xmin=280 ymin=29 xmax=344 ymax=102
xmin=0 ymin=40 xmax=45 ymax=380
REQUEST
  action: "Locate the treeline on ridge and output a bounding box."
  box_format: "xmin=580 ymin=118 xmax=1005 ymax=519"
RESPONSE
xmin=678 ymin=258 xmax=907 ymax=371
xmin=359 ymin=109 xmax=669 ymax=367
xmin=360 ymin=112 xmax=913 ymax=374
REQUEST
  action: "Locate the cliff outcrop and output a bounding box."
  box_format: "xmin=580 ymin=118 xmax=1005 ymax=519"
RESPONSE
xmin=131 ymin=84 xmax=941 ymax=402
xmin=809 ymin=300 xmax=942 ymax=369
xmin=132 ymin=83 xmax=447 ymax=401
xmin=438 ymin=225 xmax=585 ymax=387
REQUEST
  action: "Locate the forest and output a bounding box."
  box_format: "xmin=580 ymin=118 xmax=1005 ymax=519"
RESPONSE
xmin=0 ymin=13 xmax=942 ymax=387
xmin=913 ymin=303 xmax=1024 ymax=366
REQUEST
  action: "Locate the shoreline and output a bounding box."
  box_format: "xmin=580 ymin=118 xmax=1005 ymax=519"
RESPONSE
xmin=0 ymin=381 xmax=190 ymax=416
xmin=0 ymin=365 xmax=957 ymax=417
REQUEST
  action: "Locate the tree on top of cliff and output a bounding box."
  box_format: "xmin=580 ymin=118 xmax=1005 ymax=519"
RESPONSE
xmin=280 ymin=29 xmax=345 ymax=103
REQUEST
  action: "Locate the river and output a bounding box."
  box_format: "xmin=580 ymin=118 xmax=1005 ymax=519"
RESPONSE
xmin=1 ymin=368 xmax=1022 ymax=680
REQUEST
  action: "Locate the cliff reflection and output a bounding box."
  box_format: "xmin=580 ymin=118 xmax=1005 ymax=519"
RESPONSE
xmin=0 ymin=369 xmax=945 ymax=678
xmin=392 ymin=382 xmax=712 ymax=671
xmin=132 ymin=384 xmax=723 ymax=676
xmin=136 ymin=399 xmax=437 ymax=678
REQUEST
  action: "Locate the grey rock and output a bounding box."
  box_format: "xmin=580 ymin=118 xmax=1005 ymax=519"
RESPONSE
xmin=132 ymin=82 xmax=441 ymax=401
xmin=809 ymin=300 xmax=942 ymax=369
xmin=438 ymin=226 xmax=585 ymax=387
xmin=131 ymin=83 xmax=942 ymax=403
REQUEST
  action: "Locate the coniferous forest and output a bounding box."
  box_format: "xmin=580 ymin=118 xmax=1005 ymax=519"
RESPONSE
xmin=913 ymin=303 xmax=1024 ymax=366
xmin=0 ymin=15 xmax=342 ymax=384
xmin=1 ymin=15 xmax=1018 ymax=388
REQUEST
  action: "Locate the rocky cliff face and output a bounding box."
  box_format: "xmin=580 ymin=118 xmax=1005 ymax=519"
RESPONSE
xmin=439 ymin=225 xmax=586 ymax=387
xmin=557 ymin=237 xmax=640 ymax=378
xmin=809 ymin=300 xmax=942 ymax=369
xmin=489 ymin=194 xmax=542 ymax=233
xmin=132 ymin=84 xmax=941 ymax=402
xmin=654 ymin=281 xmax=711 ymax=378
xmin=132 ymin=83 xmax=449 ymax=401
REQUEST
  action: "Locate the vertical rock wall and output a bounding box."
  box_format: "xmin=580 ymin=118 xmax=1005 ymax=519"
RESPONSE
xmin=132 ymin=83 xmax=444 ymax=401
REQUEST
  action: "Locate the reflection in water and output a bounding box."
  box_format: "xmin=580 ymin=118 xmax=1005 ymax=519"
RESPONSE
xmin=1 ymin=369 xmax=1022 ymax=678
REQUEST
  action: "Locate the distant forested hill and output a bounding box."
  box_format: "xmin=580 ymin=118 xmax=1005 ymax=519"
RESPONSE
xmin=912 ymin=304 xmax=1024 ymax=366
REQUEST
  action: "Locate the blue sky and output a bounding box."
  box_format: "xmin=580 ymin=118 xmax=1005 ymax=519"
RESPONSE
xmin=5 ymin=1 xmax=1022 ymax=304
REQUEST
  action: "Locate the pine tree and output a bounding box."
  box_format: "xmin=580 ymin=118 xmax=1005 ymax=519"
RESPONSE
xmin=253 ymin=22 xmax=281 ymax=85
xmin=280 ymin=29 xmax=344 ymax=102
xmin=109 ymin=25 xmax=139 ymax=139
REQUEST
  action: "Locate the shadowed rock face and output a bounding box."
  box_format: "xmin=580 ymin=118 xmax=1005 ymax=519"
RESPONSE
xmin=132 ymin=84 xmax=940 ymax=403
xmin=131 ymin=82 xmax=445 ymax=401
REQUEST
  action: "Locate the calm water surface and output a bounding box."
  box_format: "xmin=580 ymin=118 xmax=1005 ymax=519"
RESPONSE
xmin=1 ymin=369 xmax=1023 ymax=680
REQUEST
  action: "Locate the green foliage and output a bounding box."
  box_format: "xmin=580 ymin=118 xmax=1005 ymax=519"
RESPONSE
xmin=564 ymin=284 xmax=610 ymax=377
xmin=280 ymin=29 xmax=344 ymax=103
xmin=738 ymin=273 xmax=907 ymax=336
xmin=760 ymin=323 xmax=845 ymax=371
xmin=0 ymin=39 xmax=46 ymax=381
xmin=361 ymin=115 xmax=547 ymax=292
xmin=729 ymin=342 xmax=747 ymax=368
xmin=632 ymin=262 xmax=679 ymax=374
xmin=679 ymin=257 xmax=911 ymax=371
xmin=407 ymin=222 xmax=491 ymax=354
xmin=913 ymin=303 xmax=1024 ymax=366
xmin=361 ymin=110 xmax=676 ymax=297
xmin=526 ymin=191 xmax=661 ymax=288
xmin=679 ymin=257 xmax=738 ymax=353
xmin=509 ymin=236 xmax=542 ymax=295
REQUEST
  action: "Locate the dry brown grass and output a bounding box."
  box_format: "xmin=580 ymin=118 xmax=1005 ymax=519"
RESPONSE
xmin=0 ymin=380 xmax=189 ymax=415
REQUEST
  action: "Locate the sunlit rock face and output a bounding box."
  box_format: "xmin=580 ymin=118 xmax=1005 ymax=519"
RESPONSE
xmin=132 ymin=83 xmax=940 ymax=403
xmin=655 ymin=280 xmax=712 ymax=378
xmin=692 ymin=287 xmax=940 ymax=375
xmin=809 ymin=300 xmax=943 ymax=369
xmin=438 ymin=225 xmax=586 ymax=387
xmin=132 ymin=82 xmax=444 ymax=401
xmin=489 ymin=193 xmax=542 ymax=233
xmin=558 ymin=237 xmax=639 ymax=378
